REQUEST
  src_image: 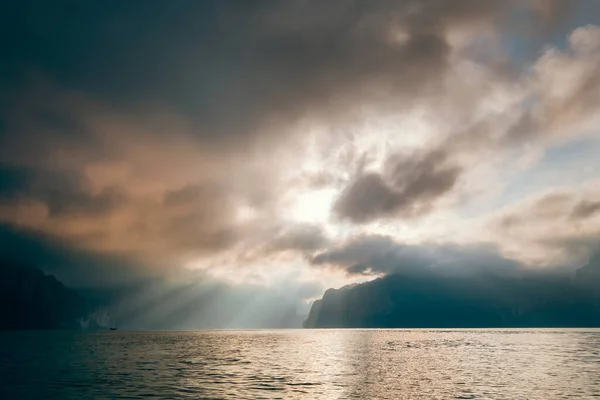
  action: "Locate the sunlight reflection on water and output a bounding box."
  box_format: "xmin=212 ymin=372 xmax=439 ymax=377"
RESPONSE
xmin=1 ymin=329 xmax=600 ymax=399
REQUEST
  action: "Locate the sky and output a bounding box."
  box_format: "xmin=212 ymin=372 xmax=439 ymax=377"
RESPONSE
xmin=1 ymin=0 xmax=600 ymax=328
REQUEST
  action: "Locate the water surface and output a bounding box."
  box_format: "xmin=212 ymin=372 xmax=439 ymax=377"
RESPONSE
xmin=2 ymin=329 xmax=600 ymax=399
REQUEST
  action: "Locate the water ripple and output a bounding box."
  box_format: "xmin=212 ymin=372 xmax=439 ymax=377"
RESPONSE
xmin=1 ymin=329 xmax=600 ymax=399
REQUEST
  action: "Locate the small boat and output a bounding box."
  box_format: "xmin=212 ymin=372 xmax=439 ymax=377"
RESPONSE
xmin=109 ymin=327 xmax=117 ymax=331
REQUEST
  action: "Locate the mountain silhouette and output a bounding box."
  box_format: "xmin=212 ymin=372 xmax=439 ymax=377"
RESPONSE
xmin=0 ymin=260 xmax=96 ymax=329
xmin=304 ymin=264 xmax=600 ymax=328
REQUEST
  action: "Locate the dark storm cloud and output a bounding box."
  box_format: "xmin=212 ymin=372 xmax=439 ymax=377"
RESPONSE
xmin=0 ymin=163 xmax=124 ymax=217
xmin=311 ymin=234 xmax=522 ymax=277
xmin=0 ymin=0 xmax=536 ymax=143
xmin=0 ymin=0 xmax=592 ymax=275
xmin=334 ymin=150 xmax=461 ymax=223
xmin=572 ymin=200 xmax=600 ymax=220
xmin=0 ymin=0 xmax=507 ymax=261
xmin=0 ymin=89 xmax=268 ymax=260
xmin=267 ymin=224 xmax=330 ymax=254
xmin=311 ymin=235 xmax=414 ymax=275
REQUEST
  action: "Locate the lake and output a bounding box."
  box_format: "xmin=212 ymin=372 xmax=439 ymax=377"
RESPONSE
xmin=2 ymin=329 xmax=600 ymax=399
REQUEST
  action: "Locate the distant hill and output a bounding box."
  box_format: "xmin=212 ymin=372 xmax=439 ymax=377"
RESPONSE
xmin=304 ymin=266 xmax=600 ymax=329
xmin=0 ymin=260 xmax=96 ymax=330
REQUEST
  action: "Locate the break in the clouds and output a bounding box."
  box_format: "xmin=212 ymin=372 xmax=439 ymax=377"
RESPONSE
xmin=1 ymin=0 xmax=600 ymax=323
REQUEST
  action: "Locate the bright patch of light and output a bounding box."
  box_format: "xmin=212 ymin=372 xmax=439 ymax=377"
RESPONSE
xmin=235 ymin=204 xmax=257 ymax=223
xmin=290 ymin=188 xmax=337 ymax=224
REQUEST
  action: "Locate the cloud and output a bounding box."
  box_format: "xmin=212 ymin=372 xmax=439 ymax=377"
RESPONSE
xmin=0 ymin=91 xmax=287 ymax=264
xmin=529 ymin=26 xmax=600 ymax=135
xmin=311 ymin=234 xmax=522 ymax=277
xmin=0 ymin=163 xmax=124 ymax=218
xmin=0 ymin=0 xmax=597 ymax=289
xmin=327 ymin=21 xmax=600 ymax=227
xmin=497 ymin=25 xmax=600 ymax=145
xmin=486 ymin=185 xmax=600 ymax=267
xmin=267 ymin=224 xmax=330 ymax=254
xmin=334 ymin=149 xmax=461 ymax=223
xmin=2 ymin=1 xmax=569 ymax=143
xmin=572 ymin=200 xmax=600 ymax=220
